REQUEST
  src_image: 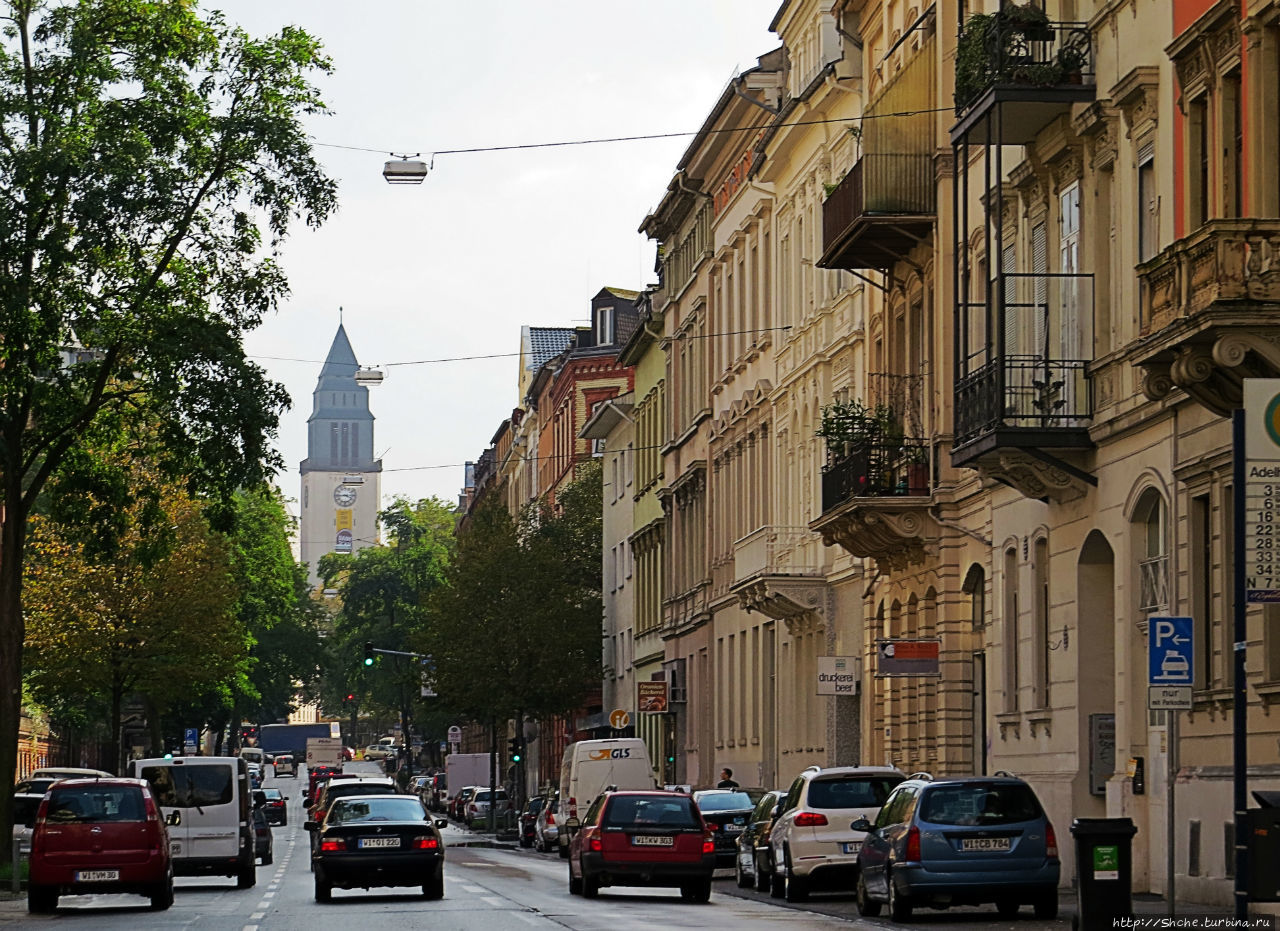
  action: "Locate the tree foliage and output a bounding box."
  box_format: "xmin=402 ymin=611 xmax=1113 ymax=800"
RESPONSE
xmin=424 ymin=460 xmax=604 ymax=724
xmin=23 ymin=464 xmax=245 ymax=771
xmin=0 ymin=0 xmax=336 ymax=858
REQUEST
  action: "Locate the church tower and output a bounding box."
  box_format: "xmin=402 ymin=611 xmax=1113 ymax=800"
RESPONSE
xmin=300 ymin=324 xmax=382 ymax=586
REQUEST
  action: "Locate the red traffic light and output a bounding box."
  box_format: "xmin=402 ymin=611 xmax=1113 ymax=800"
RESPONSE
xmin=345 ymin=693 xmax=355 ymax=702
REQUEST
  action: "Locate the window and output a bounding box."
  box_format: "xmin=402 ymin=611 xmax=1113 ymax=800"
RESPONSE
xmin=1136 ymin=491 xmax=1168 ymax=613
xmin=597 ymin=306 xmax=615 ymax=345
xmin=1189 ymin=96 xmax=1209 ymax=228
xmin=1225 ymin=70 xmax=1243 ymax=217
xmin=1137 ymin=141 xmax=1158 ymax=264
xmin=1191 ymin=493 xmax=1213 ymax=688
xmin=1003 ymin=546 xmax=1019 ymax=712
xmin=1033 ymin=537 xmax=1049 ymax=708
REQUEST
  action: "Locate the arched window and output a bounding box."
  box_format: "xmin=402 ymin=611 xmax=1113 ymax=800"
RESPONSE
xmin=1135 ymin=490 xmax=1168 ymax=612
xmin=962 ymin=563 xmax=986 ymax=629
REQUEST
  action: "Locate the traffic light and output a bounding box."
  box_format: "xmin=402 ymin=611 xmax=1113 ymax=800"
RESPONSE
xmin=363 ymin=641 xmax=374 ymax=666
xmin=345 ymin=693 xmax=355 ymax=703
xmin=508 ymin=737 xmax=523 ymax=764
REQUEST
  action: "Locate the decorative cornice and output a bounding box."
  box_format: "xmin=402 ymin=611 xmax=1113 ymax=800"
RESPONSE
xmin=979 ymin=451 xmax=1090 ymax=502
xmin=812 ymin=506 xmax=936 ymax=573
xmin=1073 ymin=101 xmax=1120 ymax=170
xmin=735 ymin=577 xmax=830 ymax=629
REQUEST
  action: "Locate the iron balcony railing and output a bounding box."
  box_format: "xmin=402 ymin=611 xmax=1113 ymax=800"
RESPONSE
xmin=733 ymin=526 xmax=823 ymax=582
xmin=821 ymin=437 xmax=932 ymax=513
xmin=955 ymin=17 xmax=1095 ymax=113
xmin=955 ymin=272 xmax=1094 ymax=444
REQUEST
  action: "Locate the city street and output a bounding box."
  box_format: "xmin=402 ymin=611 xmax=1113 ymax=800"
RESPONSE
xmin=0 ymin=764 xmax=1082 ymax=930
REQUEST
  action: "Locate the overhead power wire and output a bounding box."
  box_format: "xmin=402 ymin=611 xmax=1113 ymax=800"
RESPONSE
xmin=250 ymin=326 xmax=793 ymax=368
xmin=381 ymin=440 xmax=674 ymax=474
xmin=313 ymin=106 xmax=956 ymax=163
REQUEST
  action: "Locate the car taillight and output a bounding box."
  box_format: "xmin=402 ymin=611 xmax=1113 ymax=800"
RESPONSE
xmin=411 ymin=836 xmax=439 ymax=850
xmin=905 ymin=825 xmax=921 ymax=861
xmin=568 ymin=797 xmax=577 ymax=819
xmin=1046 ymin=822 xmax=1058 ymax=860
xmin=793 ymin=811 xmax=829 ymax=827
xmin=320 ymin=839 xmax=345 ymax=852
xmin=589 ymin=835 xmax=602 ymax=852
xmin=703 ymin=834 xmax=715 ymax=854
xmin=144 ymin=797 xmax=159 ymax=822
xmin=546 ymin=811 xmax=555 ymax=825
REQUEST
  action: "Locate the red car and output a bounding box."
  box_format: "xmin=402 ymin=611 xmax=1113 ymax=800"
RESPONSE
xmin=568 ymin=790 xmax=716 ymax=902
xmin=28 ymin=777 xmax=176 ymax=913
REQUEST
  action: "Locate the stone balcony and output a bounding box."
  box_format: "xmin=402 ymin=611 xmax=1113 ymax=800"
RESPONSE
xmin=1136 ymin=219 xmax=1280 ymax=416
xmin=730 ymin=525 xmax=828 ymax=625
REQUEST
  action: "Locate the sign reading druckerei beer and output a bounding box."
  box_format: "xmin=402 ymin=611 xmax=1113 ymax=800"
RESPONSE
xmin=817 ymin=656 xmax=860 ymax=695
xmin=874 ymin=638 xmax=941 ymax=677
xmin=637 ymin=680 xmax=668 ymax=713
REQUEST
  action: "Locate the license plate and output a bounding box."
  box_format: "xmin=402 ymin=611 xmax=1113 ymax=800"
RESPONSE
xmin=842 ymin=841 xmax=862 ymax=854
xmin=74 ymin=870 xmax=119 ymax=882
xmin=632 ymin=835 xmax=674 ymax=846
xmin=359 ymin=836 xmax=401 ymax=849
xmin=170 ymin=842 xmax=182 ymax=857
xmin=725 ymin=823 xmax=744 ymax=833
xmin=961 ymin=836 xmax=1012 ymax=852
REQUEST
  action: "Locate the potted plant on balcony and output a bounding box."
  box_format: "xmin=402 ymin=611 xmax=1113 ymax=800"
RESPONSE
xmin=903 ymin=445 xmax=930 ymax=495
xmin=954 ymin=12 xmax=994 ymax=108
xmin=998 ymin=2 xmax=1054 ymax=42
xmin=818 ymin=399 xmax=879 ymax=458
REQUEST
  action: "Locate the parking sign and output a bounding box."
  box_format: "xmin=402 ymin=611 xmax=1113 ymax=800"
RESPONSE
xmin=1148 ymin=616 xmax=1193 ymax=686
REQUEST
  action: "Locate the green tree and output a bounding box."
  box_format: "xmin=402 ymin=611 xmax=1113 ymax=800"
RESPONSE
xmin=424 ymin=460 xmax=604 ymax=727
xmin=0 ymin=0 xmax=336 ymax=857
xmin=23 ymin=469 xmax=245 ymax=773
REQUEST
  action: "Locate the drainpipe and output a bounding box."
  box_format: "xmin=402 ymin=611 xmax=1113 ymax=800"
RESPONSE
xmin=929 ymin=507 xmax=992 ymax=547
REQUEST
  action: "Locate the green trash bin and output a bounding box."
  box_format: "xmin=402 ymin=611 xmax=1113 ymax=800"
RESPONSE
xmin=1070 ymin=817 xmax=1137 ymax=930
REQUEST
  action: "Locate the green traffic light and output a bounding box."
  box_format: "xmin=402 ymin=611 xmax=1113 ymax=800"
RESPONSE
xmin=364 ymin=657 xmax=373 ymax=666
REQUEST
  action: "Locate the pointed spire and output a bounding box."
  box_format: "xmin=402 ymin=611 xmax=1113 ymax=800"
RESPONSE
xmin=319 ymin=324 xmax=359 ymax=380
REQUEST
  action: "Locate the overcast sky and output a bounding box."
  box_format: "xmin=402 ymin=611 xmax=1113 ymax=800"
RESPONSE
xmin=216 ymin=1 xmax=783 ymax=511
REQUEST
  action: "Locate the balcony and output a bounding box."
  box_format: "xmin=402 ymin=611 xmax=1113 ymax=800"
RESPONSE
xmin=1135 ymin=219 xmax=1280 ymax=416
xmin=731 ymin=526 xmax=828 ymax=624
xmin=952 ymin=272 xmax=1096 ymax=498
xmin=819 ymin=33 xmax=936 ymax=271
xmin=951 ymin=14 xmax=1095 ymax=145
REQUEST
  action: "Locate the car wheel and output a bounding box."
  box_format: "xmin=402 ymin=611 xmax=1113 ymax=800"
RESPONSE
xmin=149 ymin=878 xmax=175 ymax=911
xmin=582 ymin=873 xmax=600 ymax=898
xmin=1033 ymin=892 xmax=1058 ymax=920
xmin=558 ymin=839 xmax=569 ymax=860
xmin=856 ymin=872 xmax=882 ymax=917
xmin=735 ymin=855 xmax=751 ymax=888
xmin=536 ymin=835 xmax=546 ymax=853
xmin=769 ymin=866 xmax=785 ymax=899
xmin=28 ymin=885 xmax=58 ymax=914
xmin=997 ymin=899 xmax=1020 ymax=919
xmin=519 ymin=834 xmax=532 ymax=848
xmin=422 ymin=869 xmax=445 ymax=900
xmin=784 ymin=872 xmax=808 ymax=902
xmin=261 ymin=846 xmax=273 ymax=865
xmin=887 ymin=870 xmax=913 ymax=922
xmin=680 ymin=878 xmax=712 ymax=903
xmin=754 ymin=852 xmax=771 ymax=893
xmin=314 ymin=873 xmax=332 ymax=903
xmin=568 ymin=863 xmax=583 ymax=896
xmin=236 ymin=853 xmax=256 ymax=889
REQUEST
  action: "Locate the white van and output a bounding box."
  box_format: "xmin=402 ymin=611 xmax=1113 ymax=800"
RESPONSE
xmin=129 ymin=755 xmax=255 ymax=887
xmin=557 ymin=738 xmax=656 ymax=856
xmin=239 ymin=746 xmax=265 ymax=767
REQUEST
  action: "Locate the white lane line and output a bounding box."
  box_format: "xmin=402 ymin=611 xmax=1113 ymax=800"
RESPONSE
xmin=481 ymin=896 xmax=505 ymax=906
xmin=257 ymin=900 xmax=271 ymax=910
xmin=262 ymin=891 xmax=275 ymax=898
xmin=251 ymin=912 xmax=265 ymax=920
xmin=462 ymin=885 xmax=485 ymax=893
xmin=243 ymin=926 xmax=259 ymax=931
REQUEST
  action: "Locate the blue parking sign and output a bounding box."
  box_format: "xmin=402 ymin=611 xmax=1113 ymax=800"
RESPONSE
xmin=1149 ymin=616 xmax=1194 ymax=686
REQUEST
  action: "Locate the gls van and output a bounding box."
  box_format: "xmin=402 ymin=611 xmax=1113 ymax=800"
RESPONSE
xmin=558 ymin=738 xmax=657 ymax=857
xmin=128 ymin=756 xmax=256 ymax=888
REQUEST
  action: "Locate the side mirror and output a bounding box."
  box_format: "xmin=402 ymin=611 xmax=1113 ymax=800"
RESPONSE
xmin=165 ymin=810 xmax=182 ymax=827
xmin=303 ymin=821 xmax=317 ymax=832
xmin=435 ymin=819 xmax=449 ymax=829
xmin=850 ymin=817 xmax=873 ymax=832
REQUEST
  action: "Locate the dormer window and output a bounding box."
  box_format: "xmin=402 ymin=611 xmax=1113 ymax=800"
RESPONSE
xmin=597 ymin=306 xmax=615 ymax=345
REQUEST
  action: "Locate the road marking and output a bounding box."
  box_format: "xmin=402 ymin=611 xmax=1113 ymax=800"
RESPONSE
xmin=482 ymin=895 xmax=505 ymax=906
xmin=243 ymin=926 xmax=259 ymax=931
xmin=262 ymin=891 xmax=275 ymax=898
xmin=463 ymin=884 xmax=485 ymax=893
xmin=251 ymin=912 xmax=265 ymax=919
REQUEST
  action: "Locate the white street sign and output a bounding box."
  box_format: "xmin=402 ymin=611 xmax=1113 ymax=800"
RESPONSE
xmin=1243 ymin=380 xmax=1280 ymax=601
xmin=1149 ymin=686 xmax=1193 ymax=710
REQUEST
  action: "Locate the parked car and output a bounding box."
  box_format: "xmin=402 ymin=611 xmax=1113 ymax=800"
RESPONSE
xmin=27 ymin=777 xmax=176 ymax=913
xmin=425 ymin=772 xmax=447 ymax=812
xmin=308 ymin=794 xmax=448 ymax=902
xmin=252 ymin=807 xmax=274 ymax=865
xmin=735 ymin=789 xmax=787 ymax=891
xmin=769 ymin=764 xmax=905 ymax=902
xmin=410 ymin=774 xmax=433 ymax=803
xmin=450 ymin=786 xmax=477 ymax=822
xmin=692 ymin=788 xmax=763 ymax=869
xmin=273 ymin=754 xmax=297 ymax=778
xmin=305 ymin=764 xmax=342 ymax=804
xmin=255 ymin=787 xmax=288 ymax=826
xmin=567 ymin=790 xmax=716 ymax=902
xmin=247 ymin=762 xmax=263 ymax=789
xmin=466 ymin=788 xmax=512 ymax=828
xmin=854 ymin=773 xmax=1061 ymax=921
xmin=11 ymin=792 xmax=42 ymax=858
xmin=535 ymin=797 xmax=560 ymax=853
xmin=14 ymin=767 xmax=112 ymax=796
xmin=518 ymin=795 xmax=545 ymax=847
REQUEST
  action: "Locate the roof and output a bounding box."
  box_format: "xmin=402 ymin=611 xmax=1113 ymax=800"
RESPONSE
xmin=598 ymin=286 xmax=640 ymax=301
xmin=524 ymin=326 xmax=575 ymax=370
xmin=319 ymin=324 xmax=359 ymax=379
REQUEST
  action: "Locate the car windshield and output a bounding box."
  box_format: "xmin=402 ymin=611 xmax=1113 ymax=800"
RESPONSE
xmin=140 ymin=764 xmax=233 ymax=809
xmin=12 ymin=795 xmax=42 ymax=828
xmin=327 ymin=783 xmax=394 ymax=804
xmin=694 ymin=791 xmax=755 ymax=812
xmin=14 ymin=779 xmax=54 ymax=795
xmin=920 ymin=783 xmax=1043 ymax=826
xmin=603 ymin=796 xmax=699 ymax=829
xmin=45 ymin=786 xmax=146 ymax=823
xmin=262 ymin=788 xmax=282 ymax=800
xmin=474 ymin=790 xmax=506 ymax=802
xmin=330 ymin=797 xmax=425 ymax=824
xmin=808 ymin=776 xmax=901 ymax=809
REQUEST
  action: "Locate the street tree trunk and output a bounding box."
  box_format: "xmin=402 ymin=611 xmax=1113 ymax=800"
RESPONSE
xmin=0 ymin=480 xmax=29 ymax=868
